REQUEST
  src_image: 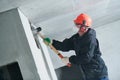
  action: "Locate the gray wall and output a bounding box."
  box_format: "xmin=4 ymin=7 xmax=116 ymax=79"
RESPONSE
xmin=0 ymin=9 xmax=40 ymax=80
xmin=95 ymin=20 xmax=120 ymax=80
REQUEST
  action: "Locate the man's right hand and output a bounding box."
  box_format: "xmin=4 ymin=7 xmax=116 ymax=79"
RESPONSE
xmin=43 ymin=37 xmax=52 ymax=46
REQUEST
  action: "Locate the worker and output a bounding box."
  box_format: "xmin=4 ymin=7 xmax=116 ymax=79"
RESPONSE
xmin=43 ymin=13 xmax=109 ymax=80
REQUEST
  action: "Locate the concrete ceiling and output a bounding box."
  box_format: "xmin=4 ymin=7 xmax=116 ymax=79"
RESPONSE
xmin=0 ymin=0 xmax=120 ymax=40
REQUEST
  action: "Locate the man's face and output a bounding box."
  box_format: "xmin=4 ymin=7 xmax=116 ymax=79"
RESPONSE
xmin=74 ymin=23 xmax=88 ymax=33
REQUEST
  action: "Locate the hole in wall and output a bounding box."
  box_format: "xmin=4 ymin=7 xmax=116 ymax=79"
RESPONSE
xmin=0 ymin=62 xmax=23 ymax=80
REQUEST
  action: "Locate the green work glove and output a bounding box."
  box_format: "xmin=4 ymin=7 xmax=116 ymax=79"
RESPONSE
xmin=43 ymin=37 xmax=52 ymax=46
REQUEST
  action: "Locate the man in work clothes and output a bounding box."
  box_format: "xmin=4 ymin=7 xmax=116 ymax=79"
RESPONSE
xmin=44 ymin=13 xmax=109 ymax=80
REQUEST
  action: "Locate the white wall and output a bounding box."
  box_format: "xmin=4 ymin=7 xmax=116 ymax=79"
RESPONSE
xmin=19 ymin=9 xmax=58 ymax=80
xmin=95 ymin=20 xmax=120 ymax=80
xmin=0 ymin=8 xmax=40 ymax=80
xmin=18 ymin=9 xmax=53 ymax=80
xmin=0 ymin=8 xmax=58 ymax=80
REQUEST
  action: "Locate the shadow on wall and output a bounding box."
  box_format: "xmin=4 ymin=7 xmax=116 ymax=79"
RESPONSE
xmin=55 ymin=64 xmax=84 ymax=80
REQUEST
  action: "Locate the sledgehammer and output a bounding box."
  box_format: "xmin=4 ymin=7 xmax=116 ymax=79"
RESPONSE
xmin=35 ymin=27 xmax=71 ymax=67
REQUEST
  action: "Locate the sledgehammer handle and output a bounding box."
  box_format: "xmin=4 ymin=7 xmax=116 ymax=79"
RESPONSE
xmin=49 ymin=44 xmax=71 ymax=67
xmin=37 ymin=32 xmax=45 ymax=39
xmin=37 ymin=32 xmax=71 ymax=67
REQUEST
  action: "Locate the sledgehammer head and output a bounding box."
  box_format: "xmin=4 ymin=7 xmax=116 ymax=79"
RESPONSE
xmin=31 ymin=27 xmax=41 ymax=34
xmin=30 ymin=23 xmax=41 ymax=33
xmin=36 ymin=27 xmax=41 ymax=32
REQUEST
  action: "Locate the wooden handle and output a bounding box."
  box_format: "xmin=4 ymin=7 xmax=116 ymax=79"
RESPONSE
xmin=38 ymin=32 xmax=45 ymax=39
xmin=49 ymin=44 xmax=71 ymax=67
xmin=38 ymin=32 xmax=71 ymax=67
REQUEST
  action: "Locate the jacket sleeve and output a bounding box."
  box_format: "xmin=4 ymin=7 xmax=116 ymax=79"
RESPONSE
xmin=52 ymin=37 xmax=74 ymax=51
xmin=69 ymin=36 xmax=96 ymax=64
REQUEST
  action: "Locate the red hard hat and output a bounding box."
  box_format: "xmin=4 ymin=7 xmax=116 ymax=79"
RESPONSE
xmin=74 ymin=13 xmax=92 ymax=27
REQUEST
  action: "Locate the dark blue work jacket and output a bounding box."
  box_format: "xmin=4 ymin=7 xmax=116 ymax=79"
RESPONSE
xmin=52 ymin=28 xmax=108 ymax=79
